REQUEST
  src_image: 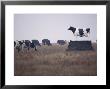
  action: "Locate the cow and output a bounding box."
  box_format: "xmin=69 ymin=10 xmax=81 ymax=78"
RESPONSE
xmin=32 ymin=40 xmax=41 ymax=46
xmin=42 ymin=39 xmax=52 ymax=46
xmin=14 ymin=40 xmax=41 ymax=52
xmin=14 ymin=40 xmax=24 ymax=52
xmin=14 ymin=40 xmax=30 ymax=52
xmin=19 ymin=40 xmax=26 ymax=52
xmin=57 ymin=40 xmax=66 ymax=45
xmin=68 ymin=26 xmax=90 ymax=37
xmin=30 ymin=40 xmax=41 ymax=51
xmin=24 ymin=40 xmax=31 ymax=51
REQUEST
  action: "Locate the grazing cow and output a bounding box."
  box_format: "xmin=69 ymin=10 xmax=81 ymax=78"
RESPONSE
xmin=14 ymin=40 xmax=27 ymax=52
xmin=57 ymin=40 xmax=66 ymax=45
xmin=32 ymin=40 xmax=41 ymax=46
xmin=24 ymin=40 xmax=31 ymax=50
xmin=15 ymin=40 xmax=41 ymax=52
xmin=19 ymin=40 xmax=25 ymax=51
xmin=42 ymin=39 xmax=52 ymax=46
xmin=14 ymin=40 xmax=22 ymax=52
xmin=30 ymin=40 xmax=41 ymax=51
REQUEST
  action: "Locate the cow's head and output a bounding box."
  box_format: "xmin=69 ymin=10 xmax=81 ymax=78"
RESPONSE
xmin=68 ymin=26 xmax=76 ymax=34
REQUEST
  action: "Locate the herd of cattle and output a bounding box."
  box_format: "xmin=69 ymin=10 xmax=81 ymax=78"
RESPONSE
xmin=14 ymin=26 xmax=92 ymax=52
xmin=14 ymin=39 xmax=67 ymax=52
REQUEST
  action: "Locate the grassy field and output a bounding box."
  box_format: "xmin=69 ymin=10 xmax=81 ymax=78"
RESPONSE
xmin=14 ymin=43 xmax=97 ymax=76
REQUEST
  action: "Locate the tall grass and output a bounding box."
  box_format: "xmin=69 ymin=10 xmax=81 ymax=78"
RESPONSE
xmin=14 ymin=43 xmax=97 ymax=76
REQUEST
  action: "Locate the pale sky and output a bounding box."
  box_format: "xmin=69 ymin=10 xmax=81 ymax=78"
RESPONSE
xmin=14 ymin=14 xmax=97 ymax=43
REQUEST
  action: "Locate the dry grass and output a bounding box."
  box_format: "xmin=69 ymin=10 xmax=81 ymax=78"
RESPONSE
xmin=14 ymin=43 xmax=97 ymax=76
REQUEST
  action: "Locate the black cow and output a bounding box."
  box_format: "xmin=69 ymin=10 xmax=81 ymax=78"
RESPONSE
xmin=24 ymin=40 xmax=31 ymax=50
xmin=30 ymin=40 xmax=41 ymax=51
xmin=32 ymin=40 xmax=41 ymax=46
xmin=42 ymin=39 xmax=52 ymax=46
xmin=57 ymin=40 xmax=66 ymax=45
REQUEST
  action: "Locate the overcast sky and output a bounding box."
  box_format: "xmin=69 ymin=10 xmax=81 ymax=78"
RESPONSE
xmin=14 ymin=14 xmax=97 ymax=43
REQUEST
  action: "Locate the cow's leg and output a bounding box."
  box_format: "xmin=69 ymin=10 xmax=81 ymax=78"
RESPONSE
xmin=26 ymin=46 xmax=29 ymax=53
xmin=18 ymin=46 xmax=20 ymax=52
xmin=28 ymin=46 xmax=30 ymax=51
xmin=35 ymin=47 xmax=37 ymax=51
xmin=35 ymin=46 xmax=37 ymax=51
xmin=21 ymin=44 xmax=24 ymax=52
xmin=16 ymin=46 xmax=18 ymax=52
